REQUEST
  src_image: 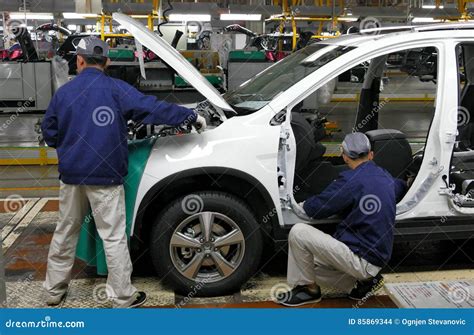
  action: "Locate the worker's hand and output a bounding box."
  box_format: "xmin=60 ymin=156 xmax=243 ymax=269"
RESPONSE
xmin=193 ymin=114 xmax=207 ymax=133
xmin=293 ymin=201 xmax=310 ymax=220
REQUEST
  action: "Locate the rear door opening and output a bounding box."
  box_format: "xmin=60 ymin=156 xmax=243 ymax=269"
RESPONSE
xmin=278 ymin=43 xmax=446 ymax=224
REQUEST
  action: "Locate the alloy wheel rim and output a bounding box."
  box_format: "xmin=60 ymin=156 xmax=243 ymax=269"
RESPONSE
xmin=169 ymin=211 xmax=246 ymax=283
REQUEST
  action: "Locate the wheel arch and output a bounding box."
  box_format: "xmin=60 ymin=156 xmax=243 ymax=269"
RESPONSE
xmin=133 ymin=167 xmax=280 ymax=244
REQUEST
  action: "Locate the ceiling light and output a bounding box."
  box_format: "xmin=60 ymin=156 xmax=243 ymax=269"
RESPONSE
xmin=168 ymin=14 xmax=211 ymax=22
xmin=412 ymin=17 xmax=442 ymax=22
xmin=63 ymin=13 xmax=99 ymax=19
xmin=220 ymin=14 xmax=262 ymax=21
xmin=339 ymin=16 xmax=358 ymax=22
xmin=9 ymin=12 xmax=53 ymax=20
xmin=422 ymin=5 xmax=444 ymax=8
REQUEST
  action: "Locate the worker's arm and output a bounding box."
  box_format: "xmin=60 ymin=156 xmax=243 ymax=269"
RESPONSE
xmin=393 ymin=178 xmax=408 ymax=202
xmin=303 ymin=175 xmax=353 ymax=219
xmin=41 ymin=94 xmax=59 ymax=148
xmin=115 ymin=80 xmax=197 ymax=126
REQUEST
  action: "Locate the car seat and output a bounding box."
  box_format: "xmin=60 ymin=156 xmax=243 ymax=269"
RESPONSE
xmin=365 ymin=129 xmax=413 ymax=180
xmin=291 ymin=112 xmax=339 ymax=202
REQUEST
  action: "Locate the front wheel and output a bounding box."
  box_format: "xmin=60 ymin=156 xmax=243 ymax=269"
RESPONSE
xmin=150 ymin=191 xmax=263 ymax=297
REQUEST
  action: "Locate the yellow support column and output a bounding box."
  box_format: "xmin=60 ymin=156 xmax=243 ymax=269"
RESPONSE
xmin=147 ymin=14 xmax=153 ymax=30
xmin=109 ymin=17 xmax=113 ymax=35
xmin=291 ymin=15 xmax=297 ymax=50
xmin=100 ymin=14 xmax=105 ymax=41
xmin=153 ymin=0 xmax=160 ymax=12
xmin=39 ymin=147 xmax=48 ymax=166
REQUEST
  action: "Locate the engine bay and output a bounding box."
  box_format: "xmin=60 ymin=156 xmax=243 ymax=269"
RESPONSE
xmin=127 ymin=99 xmax=224 ymax=140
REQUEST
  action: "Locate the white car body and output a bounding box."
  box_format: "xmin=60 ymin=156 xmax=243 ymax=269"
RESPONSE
xmin=114 ymin=14 xmax=474 ymax=295
xmin=114 ymin=13 xmax=472 ymax=227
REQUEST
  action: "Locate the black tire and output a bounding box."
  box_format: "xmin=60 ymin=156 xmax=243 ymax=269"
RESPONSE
xmin=150 ymin=191 xmax=263 ymax=297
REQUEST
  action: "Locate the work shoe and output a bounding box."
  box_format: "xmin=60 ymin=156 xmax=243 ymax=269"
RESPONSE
xmin=128 ymin=291 xmax=147 ymax=308
xmin=276 ymin=285 xmax=322 ymax=307
xmin=46 ymin=292 xmax=67 ymax=306
xmin=349 ymin=273 xmax=384 ymax=301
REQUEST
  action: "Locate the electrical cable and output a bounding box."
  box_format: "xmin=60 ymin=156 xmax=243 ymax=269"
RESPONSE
xmin=157 ymin=0 xmax=173 ymax=37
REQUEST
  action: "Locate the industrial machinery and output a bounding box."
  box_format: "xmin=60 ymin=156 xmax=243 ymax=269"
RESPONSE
xmin=0 ymin=27 xmax=53 ymax=113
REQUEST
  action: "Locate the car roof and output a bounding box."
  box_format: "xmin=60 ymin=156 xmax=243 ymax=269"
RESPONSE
xmin=323 ymin=22 xmax=474 ymax=48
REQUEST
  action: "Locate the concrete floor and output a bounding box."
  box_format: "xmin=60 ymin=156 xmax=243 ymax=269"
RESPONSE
xmin=1 ymin=198 xmax=473 ymax=308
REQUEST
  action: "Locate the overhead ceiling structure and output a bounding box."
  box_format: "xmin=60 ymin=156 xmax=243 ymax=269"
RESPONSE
xmin=0 ymin=0 xmax=74 ymax=12
xmin=1 ymin=0 xmax=474 ymax=30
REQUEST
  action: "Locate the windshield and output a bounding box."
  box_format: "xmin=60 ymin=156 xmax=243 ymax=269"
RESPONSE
xmin=224 ymin=43 xmax=355 ymax=114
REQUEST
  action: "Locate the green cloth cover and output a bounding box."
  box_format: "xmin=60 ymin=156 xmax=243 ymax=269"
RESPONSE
xmin=75 ymin=138 xmax=156 ymax=275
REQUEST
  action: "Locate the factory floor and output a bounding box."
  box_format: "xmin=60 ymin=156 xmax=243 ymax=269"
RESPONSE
xmin=1 ymin=101 xmax=473 ymax=308
xmin=2 ymin=197 xmax=473 ymax=308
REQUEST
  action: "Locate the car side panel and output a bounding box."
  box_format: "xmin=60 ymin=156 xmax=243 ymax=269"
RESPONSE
xmin=131 ymin=107 xmax=282 ymax=233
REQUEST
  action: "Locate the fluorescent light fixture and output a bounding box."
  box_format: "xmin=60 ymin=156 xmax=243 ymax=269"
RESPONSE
xmin=339 ymin=16 xmax=358 ymax=22
xmin=168 ymin=14 xmax=211 ymax=22
xmin=422 ymin=5 xmax=444 ymax=8
xmin=412 ymin=17 xmax=442 ymax=22
xmin=268 ymin=14 xmax=284 ymax=20
xmin=220 ymin=13 xmax=262 ymax=21
xmin=9 ymin=12 xmax=53 ymax=20
xmin=63 ymin=13 xmax=99 ymax=19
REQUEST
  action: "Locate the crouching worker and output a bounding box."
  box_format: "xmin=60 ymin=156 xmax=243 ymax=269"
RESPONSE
xmin=278 ymin=132 xmax=406 ymax=307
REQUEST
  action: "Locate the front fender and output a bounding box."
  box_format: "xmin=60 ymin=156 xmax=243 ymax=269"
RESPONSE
xmin=132 ymin=113 xmax=283 ymax=234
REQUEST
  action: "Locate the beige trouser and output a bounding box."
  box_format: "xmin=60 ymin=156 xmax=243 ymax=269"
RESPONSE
xmin=287 ymin=223 xmax=381 ymax=293
xmin=43 ymin=181 xmax=137 ymax=307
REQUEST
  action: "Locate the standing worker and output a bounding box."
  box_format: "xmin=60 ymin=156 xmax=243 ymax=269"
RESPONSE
xmin=277 ymin=132 xmax=406 ymax=306
xmin=41 ymin=37 xmax=206 ymax=308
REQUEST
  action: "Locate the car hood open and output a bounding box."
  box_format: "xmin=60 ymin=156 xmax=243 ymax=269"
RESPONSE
xmin=113 ymin=13 xmax=233 ymax=112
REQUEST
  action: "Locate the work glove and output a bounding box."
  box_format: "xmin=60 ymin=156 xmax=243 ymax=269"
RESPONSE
xmin=193 ymin=114 xmax=207 ymax=133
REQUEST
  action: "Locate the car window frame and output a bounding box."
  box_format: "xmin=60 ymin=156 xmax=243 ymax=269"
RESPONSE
xmin=279 ymin=40 xmax=450 ymax=221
